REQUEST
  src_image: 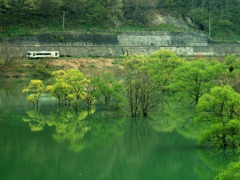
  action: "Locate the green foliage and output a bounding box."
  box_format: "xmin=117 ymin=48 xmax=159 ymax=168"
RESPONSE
xmin=22 ymin=79 xmax=45 ymax=107
xmin=170 ymin=59 xmax=221 ymax=103
xmin=198 ymin=120 xmax=240 ymax=148
xmin=47 ymin=68 xmax=125 ymax=113
xmin=93 ymin=73 xmax=123 ymax=110
xmin=147 ymin=49 xmax=184 ymax=91
xmin=195 ymin=85 xmax=240 ymax=149
xmin=219 ymin=55 xmax=240 ymax=91
xmin=122 ymin=50 xmax=183 ymax=117
xmin=120 ymin=50 xmax=189 ymax=117
xmin=196 ymin=86 xmax=240 ymax=125
xmin=23 ymin=109 xmax=53 ymax=132
xmin=123 ymin=54 xmax=160 ymax=117
xmin=31 ymin=60 xmax=52 ymax=78
xmin=49 ymin=69 xmax=89 ymax=109
xmin=2 ymin=0 xmax=240 ymax=38
xmin=215 ymin=161 xmax=240 ymax=180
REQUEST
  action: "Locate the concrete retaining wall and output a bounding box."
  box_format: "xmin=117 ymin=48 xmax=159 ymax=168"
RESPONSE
xmin=118 ymin=32 xmax=209 ymax=46
xmin=1 ymin=45 xmax=240 ymax=58
xmin=0 ymin=31 xmax=220 ymax=57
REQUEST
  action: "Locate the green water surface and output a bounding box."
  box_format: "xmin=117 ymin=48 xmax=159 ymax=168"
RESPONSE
xmin=0 ymin=80 xmax=237 ymax=180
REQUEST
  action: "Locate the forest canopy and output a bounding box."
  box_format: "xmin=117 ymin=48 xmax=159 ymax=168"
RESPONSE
xmin=1 ymin=0 xmax=240 ymax=39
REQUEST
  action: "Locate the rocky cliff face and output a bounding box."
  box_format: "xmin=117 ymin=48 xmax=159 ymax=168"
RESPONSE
xmin=151 ymin=14 xmax=195 ymax=29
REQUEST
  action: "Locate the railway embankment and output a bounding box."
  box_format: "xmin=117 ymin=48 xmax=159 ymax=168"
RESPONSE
xmin=0 ymin=31 xmax=240 ymax=58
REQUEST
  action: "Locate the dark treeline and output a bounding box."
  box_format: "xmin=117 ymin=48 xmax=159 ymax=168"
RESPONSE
xmin=1 ymin=0 xmax=240 ymax=38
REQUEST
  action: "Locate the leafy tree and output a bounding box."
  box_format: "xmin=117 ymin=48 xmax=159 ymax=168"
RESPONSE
xmin=93 ymin=73 xmax=123 ymax=110
xmin=215 ymin=161 xmax=240 ymax=180
xmin=48 ymin=69 xmax=99 ymax=113
xmin=79 ymin=77 xmax=97 ymax=114
xmin=195 ymin=85 xmax=240 ymax=149
xmin=198 ymin=120 xmax=240 ymax=149
xmin=126 ymin=69 xmax=158 ymax=117
xmin=123 ymin=50 xmax=183 ymax=117
xmin=170 ymin=59 xmax=220 ymax=104
xmin=82 ymin=0 xmax=123 ymax=26
xmin=218 ymin=55 xmax=240 ymax=92
xmin=48 ymin=69 xmax=88 ymax=109
xmin=36 ymin=0 xmax=62 ymax=17
xmin=147 ymin=49 xmax=184 ymax=92
xmin=22 ymin=79 xmax=45 ymax=107
xmin=47 ymin=70 xmax=70 ymax=106
xmin=196 ymin=86 xmax=240 ymax=125
xmin=123 ymin=0 xmax=147 ymax=24
xmin=63 ymin=69 xmax=88 ymax=106
xmin=123 ymin=55 xmax=161 ymax=117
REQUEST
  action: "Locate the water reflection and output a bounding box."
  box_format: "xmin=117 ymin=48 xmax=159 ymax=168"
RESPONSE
xmin=150 ymin=96 xmax=200 ymax=140
xmin=23 ymin=109 xmax=51 ymax=131
xmin=23 ymin=108 xmax=125 ymax=153
xmin=0 ymin=80 xmax=29 ymax=114
xmin=1 ymin=80 xmax=240 ymax=180
xmin=195 ymin=149 xmax=240 ymax=179
xmin=2 ymin=106 xmax=239 ymax=180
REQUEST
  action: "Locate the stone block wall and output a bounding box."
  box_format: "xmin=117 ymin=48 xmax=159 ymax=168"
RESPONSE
xmin=2 ymin=45 xmax=240 ymax=58
xmin=1 ymin=31 xmax=239 ymax=57
xmin=118 ymin=32 xmax=209 ymax=46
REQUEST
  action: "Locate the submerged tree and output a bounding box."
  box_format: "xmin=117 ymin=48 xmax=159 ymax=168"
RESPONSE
xmin=22 ymin=79 xmax=45 ymax=107
xmin=125 ymin=69 xmax=157 ymax=117
xmin=47 ymin=69 xmax=100 ymax=113
xmin=123 ymin=50 xmax=184 ymax=117
xmin=123 ymin=55 xmax=161 ymax=117
xmin=80 ymin=77 xmax=97 ymax=114
xmin=47 ymin=69 xmax=89 ymax=109
xmin=195 ymin=85 xmax=240 ymax=149
xmin=46 ymin=70 xmax=70 ymax=106
xmin=93 ymin=73 xmax=123 ymax=110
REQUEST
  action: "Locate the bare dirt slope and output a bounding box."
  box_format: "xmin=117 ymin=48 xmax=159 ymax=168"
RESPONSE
xmin=0 ymin=58 xmax=124 ymax=78
xmin=49 ymin=58 xmax=115 ymax=69
xmin=48 ymin=58 xmax=123 ymax=76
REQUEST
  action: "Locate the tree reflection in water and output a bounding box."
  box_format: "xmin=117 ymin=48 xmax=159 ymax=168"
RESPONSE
xmin=195 ymin=149 xmax=240 ymax=179
xmin=23 ymin=108 xmax=125 ymax=153
xmin=21 ymin=96 xmax=240 ymax=180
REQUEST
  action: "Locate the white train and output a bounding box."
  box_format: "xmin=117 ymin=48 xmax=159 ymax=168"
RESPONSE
xmin=26 ymin=51 xmax=59 ymax=59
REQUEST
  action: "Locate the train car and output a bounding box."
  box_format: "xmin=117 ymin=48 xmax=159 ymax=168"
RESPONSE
xmin=26 ymin=51 xmax=59 ymax=59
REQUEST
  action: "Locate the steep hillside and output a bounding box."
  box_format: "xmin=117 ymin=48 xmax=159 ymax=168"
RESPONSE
xmin=1 ymin=0 xmax=240 ymax=40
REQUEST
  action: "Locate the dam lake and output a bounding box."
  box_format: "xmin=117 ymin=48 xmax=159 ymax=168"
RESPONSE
xmin=0 ymin=79 xmax=237 ymax=180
